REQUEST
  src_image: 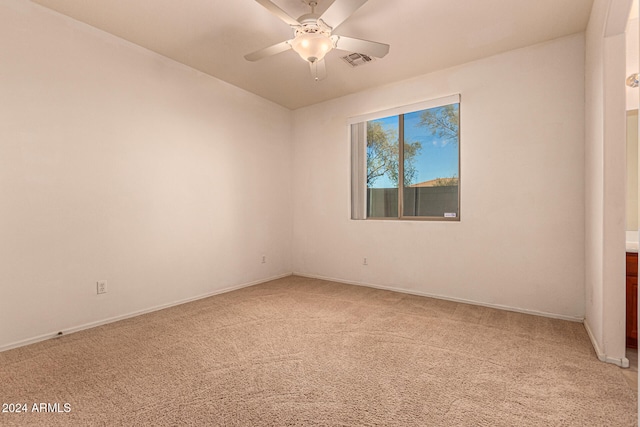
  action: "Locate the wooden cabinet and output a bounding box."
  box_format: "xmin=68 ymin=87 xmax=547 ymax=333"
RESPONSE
xmin=627 ymin=252 xmax=638 ymax=349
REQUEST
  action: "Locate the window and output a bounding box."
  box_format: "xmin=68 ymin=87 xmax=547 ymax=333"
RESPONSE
xmin=350 ymin=95 xmax=460 ymax=221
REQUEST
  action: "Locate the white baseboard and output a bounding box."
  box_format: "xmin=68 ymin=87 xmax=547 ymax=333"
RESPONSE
xmin=11 ymin=272 xmax=623 ymax=368
xmin=0 ymin=273 xmax=292 ymax=354
xmin=583 ymin=319 xmax=630 ymax=368
xmin=293 ymin=272 xmax=584 ymax=323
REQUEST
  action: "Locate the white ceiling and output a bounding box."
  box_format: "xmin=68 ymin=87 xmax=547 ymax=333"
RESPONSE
xmin=30 ymin=0 xmax=595 ymax=110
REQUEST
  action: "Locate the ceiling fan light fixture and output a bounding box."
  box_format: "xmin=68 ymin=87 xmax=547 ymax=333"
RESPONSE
xmin=290 ymin=32 xmax=334 ymax=63
xmin=247 ymin=0 xmax=389 ymax=80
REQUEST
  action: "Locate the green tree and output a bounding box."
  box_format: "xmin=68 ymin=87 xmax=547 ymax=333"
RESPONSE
xmin=418 ymin=104 xmax=459 ymax=144
xmin=366 ymin=121 xmax=395 ymax=186
xmin=366 ymin=121 xmax=422 ymax=187
xmin=398 ymin=138 xmax=422 ymax=186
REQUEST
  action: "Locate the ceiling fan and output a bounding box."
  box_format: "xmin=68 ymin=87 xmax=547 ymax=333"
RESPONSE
xmin=245 ymin=0 xmax=390 ymax=81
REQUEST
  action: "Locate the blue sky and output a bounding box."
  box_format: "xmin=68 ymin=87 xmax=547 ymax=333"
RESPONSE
xmin=369 ymin=105 xmax=459 ymax=189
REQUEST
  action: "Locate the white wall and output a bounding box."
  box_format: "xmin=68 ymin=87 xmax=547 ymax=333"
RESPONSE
xmin=291 ymin=35 xmax=586 ymax=320
xmin=584 ymin=0 xmax=632 ymax=367
xmin=0 ymin=0 xmax=292 ymax=351
xmin=585 ymin=0 xmax=607 ymax=357
xmin=627 ymin=112 xmax=638 ymax=233
xmin=626 ymin=17 xmax=639 ymax=111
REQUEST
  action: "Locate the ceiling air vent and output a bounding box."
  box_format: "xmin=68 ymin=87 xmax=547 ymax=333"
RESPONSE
xmin=341 ymin=53 xmax=374 ymax=67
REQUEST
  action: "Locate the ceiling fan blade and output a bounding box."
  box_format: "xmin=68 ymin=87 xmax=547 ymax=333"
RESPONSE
xmin=255 ymin=0 xmax=300 ymax=26
xmin=244 ymin=40 xmax=292 ymax=61
xmin=334 ymin=36 xmax=389 ymax=58
xmin=319 ymin=0 xmax=368 ymax=30
xmin=310 ymin=59 xmax=327 ymax=81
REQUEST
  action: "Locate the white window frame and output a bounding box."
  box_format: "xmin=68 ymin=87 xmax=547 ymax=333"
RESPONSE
xmin=349 ymin=94 xmax=461 ymax=221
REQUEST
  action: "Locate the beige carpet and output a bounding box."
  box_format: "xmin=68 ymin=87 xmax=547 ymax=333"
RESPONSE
xmin=0 ymin=275 xmax=636 ymax=426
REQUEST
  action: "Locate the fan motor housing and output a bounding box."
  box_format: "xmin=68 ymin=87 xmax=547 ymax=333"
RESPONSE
xmin=297 ymin=13 xmax=320 ymax=25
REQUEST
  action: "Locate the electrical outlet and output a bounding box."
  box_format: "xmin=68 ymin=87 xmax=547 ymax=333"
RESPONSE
xmin=363 ymin=257 xmax=368 ymax=266
xmin=97 ymin=280 xmax=107 ymax=294
xmin=261 ymin=255 xmax=267 ymax=264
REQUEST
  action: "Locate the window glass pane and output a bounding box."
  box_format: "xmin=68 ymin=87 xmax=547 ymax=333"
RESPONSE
xmin=403 ymin=104 xmax=459 ymax=218
xmin=367 ymin=116 xmax=399 ymax=218
xmin=353 ymin=95 xmax=460 ymax=221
